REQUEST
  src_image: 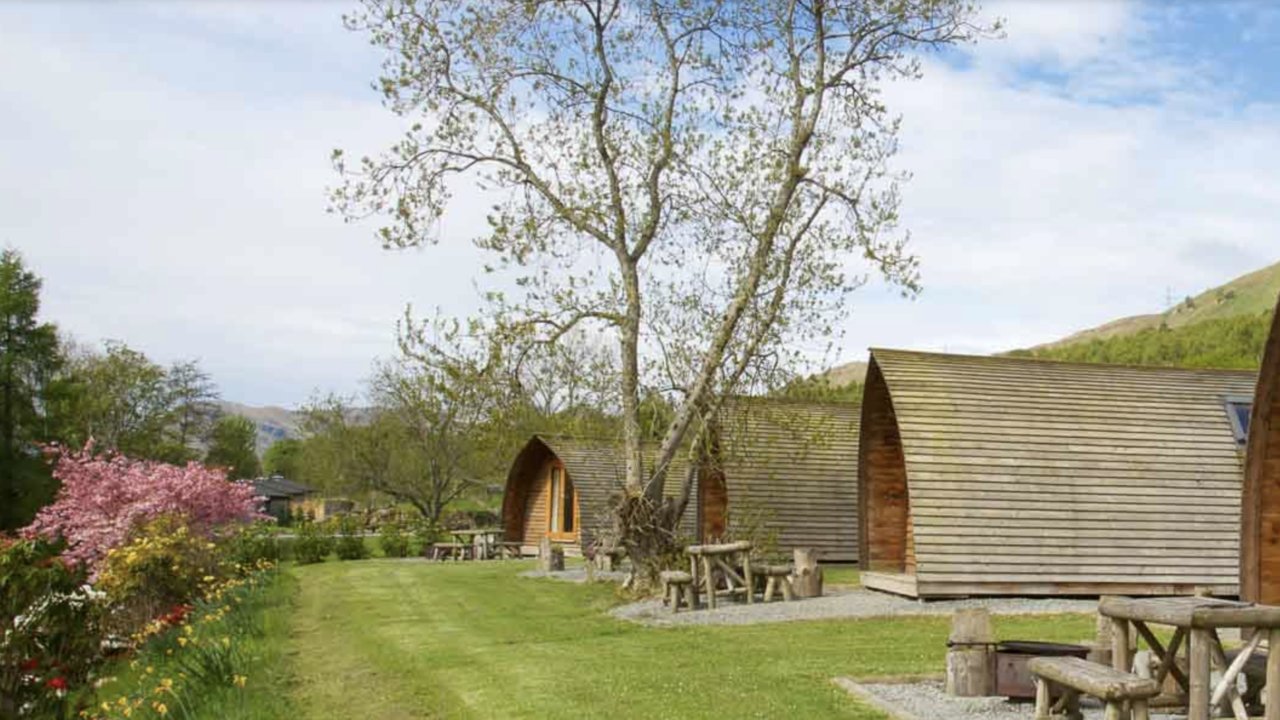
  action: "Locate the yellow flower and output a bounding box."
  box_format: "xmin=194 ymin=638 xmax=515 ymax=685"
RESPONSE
xmin=161 ymin=678 xmax=174 ymax=690
xmin=221 ymin=636 xmax=230 ymax=648
xmin=152 ymin=701 xmax=168 ymax=716
xmin=145 ymin=666 xmax=154 ymax=675
xmin=177 ymin=637 xmax=188 ymax=647
xmin=232 ymin=675 xmax=247 ymax=688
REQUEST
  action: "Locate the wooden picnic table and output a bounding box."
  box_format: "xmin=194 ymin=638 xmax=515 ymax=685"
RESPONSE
xmin=1099 ymin=595 xmax=1280 ymax=720
xmin=447 ymin=528 xmax=503 ymax=560
xmin=686 ymin=541 xmax=754 ymax=610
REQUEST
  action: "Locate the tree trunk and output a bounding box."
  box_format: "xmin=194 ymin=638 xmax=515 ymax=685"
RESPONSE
xmin=792 ymin=548 xmax=823 ymax=598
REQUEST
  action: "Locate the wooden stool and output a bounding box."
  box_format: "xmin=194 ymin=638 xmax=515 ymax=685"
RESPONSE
xmin=659 ymin=570 xmax=695 ymax=613
xmin=1028 ymin=655 xmax=1159 ymax=720
xmin=760 ymin=565 xmax=794 ymax=602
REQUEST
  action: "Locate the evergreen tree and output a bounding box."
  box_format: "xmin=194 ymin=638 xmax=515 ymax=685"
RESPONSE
xmin=0 ymin=249 xmax=61 ymax=529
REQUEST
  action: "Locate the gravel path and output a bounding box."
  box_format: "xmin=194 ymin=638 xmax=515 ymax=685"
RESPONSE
xmin=611 ymin=587 xmax=1096 ymax=627
xmin=840 ymin=679 xmax=1184 ymax=720
xmin=519 ymin=568 xmax=629 ymax=584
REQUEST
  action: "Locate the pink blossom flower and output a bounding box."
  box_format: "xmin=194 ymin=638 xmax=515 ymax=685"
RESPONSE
xmin=23 ymin=444 xmax=269 ymax=570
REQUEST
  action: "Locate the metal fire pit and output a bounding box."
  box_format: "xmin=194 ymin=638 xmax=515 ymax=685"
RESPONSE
xmin=995 ymin=640 xmax=1090 ymax=699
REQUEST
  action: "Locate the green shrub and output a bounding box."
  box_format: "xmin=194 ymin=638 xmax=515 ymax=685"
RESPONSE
xmin=95 ymin=516 xmax=224 ymax=633
xmin=224 ymin=522 xmax=281 ymax=568
xmin=335 ymin=517 xmax=369 ymax=561
xmin=293 ymin=521 xmax=333 ymax=565
xmin=0 ymin=537 xmax=106 ymax=719
xmin=408 ymin=520 xmax=438 ymax=557
xmin=378 ymin=522 xmax=410 ymax=558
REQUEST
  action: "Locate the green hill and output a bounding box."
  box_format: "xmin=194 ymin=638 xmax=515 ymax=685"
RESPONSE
xmin=1011 ymin=259 xmax=1280 ymax=370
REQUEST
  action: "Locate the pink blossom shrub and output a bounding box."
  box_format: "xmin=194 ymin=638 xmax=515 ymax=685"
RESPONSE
xmin=22 ymin=445 xmax=268 ymax=569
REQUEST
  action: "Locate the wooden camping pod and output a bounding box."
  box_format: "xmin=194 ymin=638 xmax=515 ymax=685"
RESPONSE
xmin=710 ymin=398 xmax=861 ymax=562
xmin=859 ymin=348 xmax=1257 ymax=599
xmin=500 ymin=436 xmax=698 ymax=556
xmin=1241 ymin=295 xmax=1280 ymax=603
xmin=502 ymin=397 xmax=863 ymax=561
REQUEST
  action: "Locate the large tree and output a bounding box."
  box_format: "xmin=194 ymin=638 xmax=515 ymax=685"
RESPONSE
xmin=165 ymin=359 xmax=221 ymax=460
xmin=262 ymin=437 xmax=305 ymax=479
xmin=334 ymin=0 xmax=990 ymax=567
xmin=204 ymin=414 xmax=262 ymax=480
xmin=0 ymin=249 xmax=61 ymax=528
xmin=51 ymin=343 xmax=222 ymax=463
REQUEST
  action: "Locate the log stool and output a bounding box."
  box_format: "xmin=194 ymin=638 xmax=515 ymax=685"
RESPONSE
xmin=659 ymin=570 xmax=696 ymax=613
xmin=760 ymin=564 xmax=794 ymax=602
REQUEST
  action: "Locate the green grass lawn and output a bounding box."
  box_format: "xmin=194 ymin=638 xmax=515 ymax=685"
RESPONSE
xmin=282 ymin=560 xmax=1094 ymax=719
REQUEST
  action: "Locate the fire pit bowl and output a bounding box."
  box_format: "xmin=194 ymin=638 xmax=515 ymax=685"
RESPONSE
xmin=995 ymin=640 xmax=1090 ymax=699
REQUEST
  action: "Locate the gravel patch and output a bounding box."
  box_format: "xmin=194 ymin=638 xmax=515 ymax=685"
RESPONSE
xmin=611 ymin=587 xmax=1096 ymax=627
xmin=519 ymin=568 xmax=629 ymax=584
xmin=841 ymin=678 xmax=1184 ymax=720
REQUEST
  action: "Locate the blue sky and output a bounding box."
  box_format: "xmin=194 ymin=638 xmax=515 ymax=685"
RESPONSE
xmin=3 ymin=1 xmax=1279 ymax=407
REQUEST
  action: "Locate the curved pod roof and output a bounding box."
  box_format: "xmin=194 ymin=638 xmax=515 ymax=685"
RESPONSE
xmin=861 ymin=348 xmax=1256 ymax=598
xmin=1242 ymin=297 xmax=1280 ymax=603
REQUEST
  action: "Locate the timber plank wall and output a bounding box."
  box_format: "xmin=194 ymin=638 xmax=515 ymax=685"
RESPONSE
xmin=715 ymin=398 xmax=861 ymax=562
xmin=1242 ymin=294 xmax=1280 ymax=603
xmin=861 ymin=348 xmax=1257 ymax=598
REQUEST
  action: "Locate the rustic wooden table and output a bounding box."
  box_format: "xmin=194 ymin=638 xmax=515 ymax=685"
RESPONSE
xmin=686 ymin=541 xmax=754 ymax=610
xmin=449 ymin=528 xmax=503 ymax=560
xmin=1099 ymin=595 xmax=1280 ymax=720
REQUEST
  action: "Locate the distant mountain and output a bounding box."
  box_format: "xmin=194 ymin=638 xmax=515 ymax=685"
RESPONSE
xmin=1033 ymin=260 xmax=1280 ymax=350
xmin=1011 ymin=259 xmax=1280 ymax=370
xmin=217 ymin=401 xmax=302 ymax=455
xmin=821 ymin=360 xmax=868 ymax=386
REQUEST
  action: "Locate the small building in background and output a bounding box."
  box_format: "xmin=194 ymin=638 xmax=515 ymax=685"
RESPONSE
xmin=859 ymin=348 xmax=1255 ymax=599
xmin=249 ymin=475 xmax=314 ymax=523
xmin=1241 ymin=294 xmax=1280 ymax=604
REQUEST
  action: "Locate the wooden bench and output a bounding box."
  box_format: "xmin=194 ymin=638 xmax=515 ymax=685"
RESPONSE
xmin=659 ymin=570 xmax=696 ymax=613
xmin=1028 ymin=656 xmax=1159 ymax=720
xmin=759 ymin=564 xmax=794 ymax=602
xmin=431 ymin=542 xmax=468 ymax=561
xmin=493 ymin=541 xmax=523 ymax=560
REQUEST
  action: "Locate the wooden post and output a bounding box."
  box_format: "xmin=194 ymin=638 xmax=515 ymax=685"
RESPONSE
xmin=1091 ymin=609 xmax=1115 ymax=666
xmin=946 ymin=609 xmax=994 ymax=697
xmin=702 ymin=555 xmax=716 ymax=610
xmin=1266 ymin=628 xmax=1280 ymax=720
xmin=792 ymin=548 xmax=823 ymax=598
xmin=742 ymin=552 xmax=754 ymax=605
xmin=1034 ymin=678 xmax=1051 ymax=720
xmin=1189 ymin=627 xmax=1211 ymax=720
xmin=538 ymin=537 xmax=563 ymax=571
xmin=1132 ymin=650 xmax=1151 ymax=720
xmin=688 ymin=554 xmax=700 ymax=609
xmin=1111 ymin=617 xmax=1132 ymax=720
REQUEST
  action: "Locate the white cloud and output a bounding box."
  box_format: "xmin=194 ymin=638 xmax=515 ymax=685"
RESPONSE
xmin=3 ymin=1 xmax=1278 ymax=404
xmin=0 ymin=4 xmax=497 ymax=406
